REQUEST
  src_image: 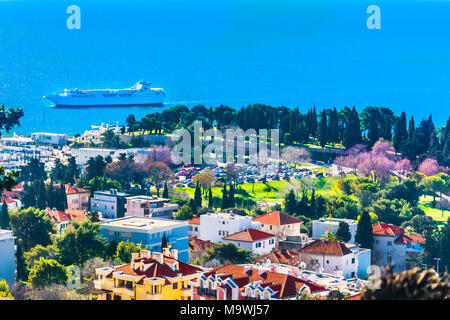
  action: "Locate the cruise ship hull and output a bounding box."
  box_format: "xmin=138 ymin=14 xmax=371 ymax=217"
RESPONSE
xmin=45 ymin=95 xmax=165 ymax=106
xmin=44 ymin=81 xmax=165 ymax=107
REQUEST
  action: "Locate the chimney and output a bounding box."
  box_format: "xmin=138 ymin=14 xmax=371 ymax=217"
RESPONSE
xmin=171 ymin=249 xmax=178 ymax=260
xmin=152 ymin=252 xmax=164 ymax=264
xmin=131 ymin=252 xmax=139 ymax=261
xmin=140 ymin=250 xmax=151 ymax=259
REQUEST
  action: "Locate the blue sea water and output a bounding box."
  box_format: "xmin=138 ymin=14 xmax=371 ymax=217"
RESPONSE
xmin=0 ymin=0 xmax=449 ymax=135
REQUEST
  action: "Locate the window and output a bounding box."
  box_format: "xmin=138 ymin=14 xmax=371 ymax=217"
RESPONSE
xmin=387 ymin=241 xmax=392 ymax=246
xmin=352 ymin=258 xmax=355 ymax=264
xmin=173 ymin=282 xmax=178 ymax=290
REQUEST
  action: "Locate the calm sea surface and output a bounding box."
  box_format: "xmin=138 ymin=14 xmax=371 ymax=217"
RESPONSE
xmin=0 ymin=0 xmax=449 ymax=135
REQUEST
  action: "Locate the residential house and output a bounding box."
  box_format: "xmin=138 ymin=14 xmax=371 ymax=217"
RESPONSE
xmin=312 ymin=218 xmax=357 ymax=243
xmin=94 ymin=248 xmax=204 ymax=300
xmin=46 ymin=208 xmax=87 ymax=234
xmin=190 ymin=264 xmax=325 ymax=300
xmin=254 ymin=249 xmax=300 ymax=266
xmin=100 ymin=216 xmax=190 ymax=262
xmin=0 ymin=230 xmax=16 ymax=286
xmin=199 ymin=211 xmax=261 ymax=243
xmin=188 ymin=237 xmax=213 ymax=263
xmin=222 ymin=229 xmax=276 ymax=256
xmin=298 ymin=240 xmax=359 ymax=279
xmin=253 ymin=211 xmax=304 ymax=245
xmin=372 ymin=223 xmax=425 ymax=273
xmin=125 ymin=195 xmax=178 ymax=219
xmin=65 ymin=184 xmax=90 ymax=211
xmin=91 ymin=189 xmax=129 ymax=219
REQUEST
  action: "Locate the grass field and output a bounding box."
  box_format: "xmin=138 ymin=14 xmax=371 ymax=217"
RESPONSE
xmin=418 ymin=203 xmax=450 ymax=227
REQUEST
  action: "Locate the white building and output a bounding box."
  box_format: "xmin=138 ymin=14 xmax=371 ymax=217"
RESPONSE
xmin=312 ymin=218 xmax=357 ymax=243
xmin=298 ymin=239 xmax=359 ymax=279
xmin=186 ymin=216 xmax=200 ymax=238
xmin=91 ymin=189 xmax=130 ymax=219
xmin=199 ymin=211 xmax=261 ymax=243
xmin=371 ymin=223 xmax=424 ymax=273
xmin=31 ymin=132 xmax=68 ymax=146
xmin=222 ymin=229 xmax=276 ymax=255
xmin=125 ymin=195 xmax=178 ymax=219
xmin=0 ymin=230 xmax=16 ymax=286
xmin=253 ymin=211 xmax=304 ymax=244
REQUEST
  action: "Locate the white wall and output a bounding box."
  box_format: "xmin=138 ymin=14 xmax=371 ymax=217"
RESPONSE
xmin=224 ymin=237 xmax=276 ymax=256
xmin=299 ymin=252 xmax=358 ymax=279
xmin=199 ymin=213 xmax=256 ymax=243
xmin=372 ymin=235 xmax=406 ymax=272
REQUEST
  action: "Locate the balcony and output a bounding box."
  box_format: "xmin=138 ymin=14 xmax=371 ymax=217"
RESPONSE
xmin=146 ymin=292 xmax=163 ymax=300
xmin=113 ymin=286 xmax=135 ymax=297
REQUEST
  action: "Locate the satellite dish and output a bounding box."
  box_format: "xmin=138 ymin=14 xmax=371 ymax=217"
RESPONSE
xmin=299 ymin=262 xmax=307 ymax=270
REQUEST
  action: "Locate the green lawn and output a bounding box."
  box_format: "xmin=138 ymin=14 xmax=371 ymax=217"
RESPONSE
xmin=418 ymin=203 xmax=450 ymax=227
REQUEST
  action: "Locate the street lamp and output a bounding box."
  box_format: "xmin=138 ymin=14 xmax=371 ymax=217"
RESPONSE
xmin=434 ymin=258 xmax=441 ymax=274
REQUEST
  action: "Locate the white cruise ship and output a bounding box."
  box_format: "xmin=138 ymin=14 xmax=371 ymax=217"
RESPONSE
xmin=44 ymin=81 xmax=165 ymax=106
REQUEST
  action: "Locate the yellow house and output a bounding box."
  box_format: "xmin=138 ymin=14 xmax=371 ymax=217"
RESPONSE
xmin=94 ymin=248 xmax=204 ymax=300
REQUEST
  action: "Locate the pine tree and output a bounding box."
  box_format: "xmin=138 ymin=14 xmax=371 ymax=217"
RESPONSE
xmin=194 ymin=181 xmax=202 ymax=208
xmin=1 ymin=200 xmax=10 ymax=230
xmin=355 ymin=212 xmax=374 ymax=249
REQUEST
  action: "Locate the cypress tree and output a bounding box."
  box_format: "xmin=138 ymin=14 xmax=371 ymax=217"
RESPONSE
xmin=208 ymin=188 xmax=213 ymax=209
xmin=368 ymin=116 xmax=379 ymax=146
xmin=161 ymin=233 xmax=168 ymax=252
xmin=36 ymin=180 xmax=47 ymax=210
xmin=221 ymin=184 xmax=229 ymax=210
xmin=319 ymin=112 xmax=328 ymax=147
xmin=189 ymin=198 xmax=198 ymax=215
xmin=194 ymin=181 xmax=202 ymax=208
xmin=229 ymin=183 xmax=235 ymax=208
xmin=1 ymin=200 xmax=10 ymax=230
xmin=22 ymin=183 xmax=36 ymax=208
xmin=162 ymin=181 xmax=169 ymax=199
xmin=284 ymin=189 xmax=297 ymax=215
xmin=355 ymin=212 xmax=374 ymax=249
xmin=336 ymin=221 xmax=351 ymax=243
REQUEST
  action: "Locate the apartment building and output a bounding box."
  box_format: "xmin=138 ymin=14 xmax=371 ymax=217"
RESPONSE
xmin=125 ymin=195 xmax=178 ymax=219
xmin=94 ymin=248 xmax=204 ymax=300
xmin=100 ymin=216 xmax=189 ymax=262
xmin=0 ymin=230 xmax=16 ymax=286
xmin=65 ymin=184 xmax=90 ymax=211
xmin=90 ymin=189 xmax=129 ymax=219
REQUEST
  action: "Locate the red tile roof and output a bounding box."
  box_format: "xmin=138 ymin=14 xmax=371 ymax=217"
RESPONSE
xmin=394 ymin=233 xmax=425 ymax=244
xmin=65 ymin=184 xmax=90 ymax=195
xmin=189 ymin=237 xmax=213 ymax=252
xmin=112 ymin=254 xmax=203 ymax=283
xmin=66 ymin=210 xmax=87 ymax=223
xmin=372 ymin=223 xmax=405 ymax=237
xmin=344 ymin=293 xmax=361 ymax=300
xmin=253 ymin=211 xmax=302 ymax=226
xmin=255 ymin=249 xmax=300 ymax=265
xmin=299 ymin=240 xmax=353 ymax=256
xmin=204 ymin=264 xmax=325 ymax=298
xmin=223 ymin=228 xmax=276 ymax=242
xmin=186 ymin=216 xmax=200 ymax=225
xmin=46 ymin=208 xmax=71 ymax=222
